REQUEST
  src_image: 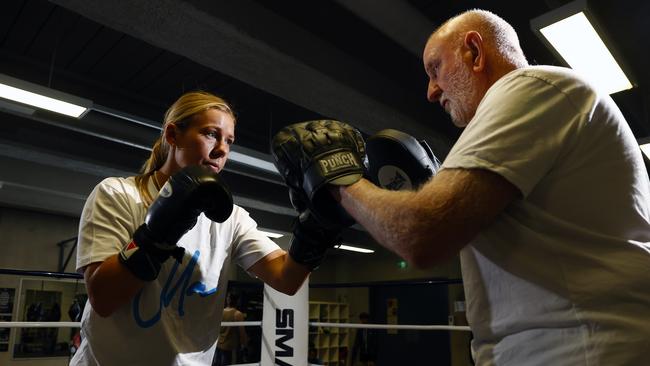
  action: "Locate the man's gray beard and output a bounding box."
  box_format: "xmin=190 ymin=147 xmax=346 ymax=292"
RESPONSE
xmin=446 ymin=60 xmax=475 ymax=127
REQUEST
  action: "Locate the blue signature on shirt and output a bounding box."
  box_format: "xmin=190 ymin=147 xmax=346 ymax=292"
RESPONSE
xmin=132 ymin=250 xmax=217 ymax=328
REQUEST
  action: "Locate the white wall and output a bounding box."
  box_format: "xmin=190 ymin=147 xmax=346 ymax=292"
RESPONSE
xmin=0 ymin=206 xmax=79 ymax=273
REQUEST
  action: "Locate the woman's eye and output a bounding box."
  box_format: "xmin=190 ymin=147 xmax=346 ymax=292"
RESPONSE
xmin=205 ymin=131 xmax=218 ymax=138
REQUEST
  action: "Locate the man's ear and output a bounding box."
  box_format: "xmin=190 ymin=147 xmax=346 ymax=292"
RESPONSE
xmin=464 ymin=31 xmax=485 ymax=72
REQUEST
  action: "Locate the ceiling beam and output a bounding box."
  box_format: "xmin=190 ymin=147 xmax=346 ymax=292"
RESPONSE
xmin=52 ymin=0 xmax=452 ymax=154
xmin=334 ymin=0 xmax=436 ymax=56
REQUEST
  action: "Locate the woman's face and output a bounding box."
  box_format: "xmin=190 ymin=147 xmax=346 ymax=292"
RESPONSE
xmin=168 ymin=108 xmax=235 ymax=174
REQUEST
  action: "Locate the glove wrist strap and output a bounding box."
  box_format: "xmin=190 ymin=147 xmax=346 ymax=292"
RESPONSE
xmin=118 ymin=225 xmax=185 ymax=281
xmin=289 ymin=215 xmax=341 ymax=271
xmin=119 ymin=241 xmax=161 ymax=281
xmin=288 ymin=237 xmax=327 ymax=271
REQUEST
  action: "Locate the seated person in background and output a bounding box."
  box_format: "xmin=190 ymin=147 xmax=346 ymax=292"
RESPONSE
xmin=214 ymin=292 xmax=247 ymax=366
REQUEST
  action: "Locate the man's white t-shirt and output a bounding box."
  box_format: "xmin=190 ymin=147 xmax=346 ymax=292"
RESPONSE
xmin=71 ymin=176 xmax=279 ymax=365
xmin=442 ymin=66 xmax=650 ymax=365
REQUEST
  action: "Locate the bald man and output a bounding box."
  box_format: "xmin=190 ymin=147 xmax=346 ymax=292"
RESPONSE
xmin=331 ymin=9 xmax=650 ymax=365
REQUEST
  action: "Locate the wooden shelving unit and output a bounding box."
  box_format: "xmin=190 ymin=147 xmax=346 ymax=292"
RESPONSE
xmin=309 ymin=301 xmax=350 ymax=366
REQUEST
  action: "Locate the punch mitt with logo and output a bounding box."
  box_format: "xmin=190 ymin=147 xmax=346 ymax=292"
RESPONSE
xmin=366 ymin=129 xmax=440 ymax=191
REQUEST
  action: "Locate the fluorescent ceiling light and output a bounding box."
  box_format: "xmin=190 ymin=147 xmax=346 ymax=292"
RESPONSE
xmin=337 ymin=244 xmax=374 ymax=254
xmin=0 ymin=74 xmax=91 ymax=118
xmin=230 ymin=150 xmax=279 ymax=174
xmin=640 ymin=144 xmax=650 ymax=160
xmin=258 ymin=229 xmax=284 ymax=238
xmin=531 ymin=1 xmax=632 ymax=95
xmin=0 ymin=75 xmax=279 ymax=177
xmin=0 ymin=84 xmax=87 ymax=117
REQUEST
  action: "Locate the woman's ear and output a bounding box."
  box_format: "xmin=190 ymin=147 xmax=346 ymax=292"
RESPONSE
xmin=164 ymin=124 xmax=177 ymax=146
xmin=464 ymin=31 xmax=485 ymax=72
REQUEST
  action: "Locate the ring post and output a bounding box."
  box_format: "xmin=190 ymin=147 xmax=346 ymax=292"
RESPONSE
xmin=261 ymin=277 xmax=309 ymax=366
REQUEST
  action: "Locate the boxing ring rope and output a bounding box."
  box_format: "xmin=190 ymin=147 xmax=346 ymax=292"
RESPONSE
xmin=0 ymin=319 xmax=470 ymax=366
xmin=0 ymin=268 xmax=83 ymax=279
xmin=0 ymin=320 xmax=470 ymax=366
xmin=0 ymin=320 xmax=470 ymax=331
xmin=0 ymin=268 xmax=469 ymax=365
xmin=0 ymin=321 xmax=266 ymax=328
xmin=0 ymin=321 xmax=81 ymax=328
xmin=310 ymin=322 xmax=471 ymax=332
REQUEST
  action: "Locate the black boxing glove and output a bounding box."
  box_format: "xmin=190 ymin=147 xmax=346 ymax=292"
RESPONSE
xmin=271 ymin=120 xmax=366 ymax=229
xmin=366 ymin=129 xmax=441 ymax=191
xmin=288 ymin=211 xmax=342 ymax=270
xmin=119 ymin=165 xmax=233 ymax=281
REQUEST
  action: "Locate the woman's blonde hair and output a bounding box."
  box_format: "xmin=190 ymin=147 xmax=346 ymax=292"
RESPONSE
xmin=135 ymin=91 xmax=235 ymax=205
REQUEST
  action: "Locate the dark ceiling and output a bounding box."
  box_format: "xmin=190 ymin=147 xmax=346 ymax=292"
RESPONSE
xmin=1 ymin=0 xmax=648 ymax=252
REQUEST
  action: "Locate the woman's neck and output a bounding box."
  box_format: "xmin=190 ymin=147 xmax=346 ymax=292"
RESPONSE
xmin=152 ymin=170 xmax=170 ymax=190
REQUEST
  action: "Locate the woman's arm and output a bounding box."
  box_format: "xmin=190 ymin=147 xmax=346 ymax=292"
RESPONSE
xmin=83 ymin=255 xmax=146 ymax=317
xmin=247 ymin=249 xmax=310 ymax=295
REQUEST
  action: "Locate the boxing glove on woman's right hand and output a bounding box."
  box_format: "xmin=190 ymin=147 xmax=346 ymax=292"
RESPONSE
xmin=119 ymin=165 xmax=233 ymax=281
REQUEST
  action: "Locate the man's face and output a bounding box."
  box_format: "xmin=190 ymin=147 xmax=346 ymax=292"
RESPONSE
xmin=423 ymin=33 xmax=479 ymax=128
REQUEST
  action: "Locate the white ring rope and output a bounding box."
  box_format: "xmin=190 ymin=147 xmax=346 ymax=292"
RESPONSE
xmin=0 ymin=321 xmax=470 ymax=331
xmin=221 ymin=321 xmax=262 ymax=326
xmin=311 ymin=322 xmax=471 ymax=331
xmin=0 ymin=321 xmax=81 ymax=328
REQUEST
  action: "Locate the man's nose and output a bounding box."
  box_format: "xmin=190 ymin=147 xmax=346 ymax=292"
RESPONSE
xmin=427 ymin=81 xmax=441 ymax=103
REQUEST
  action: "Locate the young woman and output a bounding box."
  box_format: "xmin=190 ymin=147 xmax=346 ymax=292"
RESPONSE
xmin=72 ymin=91 xmax=311 ymax=365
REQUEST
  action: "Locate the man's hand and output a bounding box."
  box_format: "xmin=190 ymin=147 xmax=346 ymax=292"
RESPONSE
xmin=366 ymin=129 xmax=440 ymax=191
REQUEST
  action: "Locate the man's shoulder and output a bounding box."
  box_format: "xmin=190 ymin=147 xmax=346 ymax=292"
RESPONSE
xmin=502 ymin=65 xmax=592 ymax=90
xmin=507 ymin=65 xmax=571 ymax=78
xmin=490 ymin=65 xmax=600 ymax=114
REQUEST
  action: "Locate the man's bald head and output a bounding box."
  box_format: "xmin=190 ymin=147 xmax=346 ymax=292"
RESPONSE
xmin=430 ymin=9 xmax=528 ymax=69
xmin=422 ymin=9 xmax=529 ymax=127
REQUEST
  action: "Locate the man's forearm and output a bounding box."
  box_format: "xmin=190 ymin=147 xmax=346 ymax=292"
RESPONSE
xmin=336 ymin=169 xmax=507 ymax=268
xmin=336 ymin=179 xmax=453 ymax=266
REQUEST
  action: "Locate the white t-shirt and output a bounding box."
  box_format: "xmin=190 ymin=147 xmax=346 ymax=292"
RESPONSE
xmin=71 ymin=176 xmax=280 ymax=366
xmin=442 ymin=66 xmax=650 ymax=365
